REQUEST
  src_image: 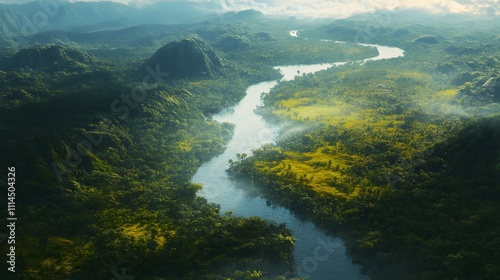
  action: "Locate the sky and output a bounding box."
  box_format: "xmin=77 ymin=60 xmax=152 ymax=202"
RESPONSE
xmin=0 ymin=0 xmax=498 ymax=18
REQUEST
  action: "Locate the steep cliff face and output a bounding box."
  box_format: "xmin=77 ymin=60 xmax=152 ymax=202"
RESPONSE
xmin=143 ymin=37 xmax=226 ymax=79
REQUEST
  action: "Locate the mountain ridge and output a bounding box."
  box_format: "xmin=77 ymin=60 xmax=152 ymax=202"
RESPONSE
xmin=0 ymin=1 xmax=214 ymax=37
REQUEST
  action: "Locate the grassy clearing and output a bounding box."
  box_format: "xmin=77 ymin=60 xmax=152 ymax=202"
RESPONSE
xmin=257 ymin=66 xmax=463 ymax=199
xmin=435 ymin=88 xmax=458 ymax=99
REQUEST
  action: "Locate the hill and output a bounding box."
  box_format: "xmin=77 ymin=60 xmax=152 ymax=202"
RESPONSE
xmin=142 ymin=37 xmax=226 ymax=79
xmin=0 ymin=8 xmax=31 ymax=36
xmin=5 ymin=45 xmax=96 ymax=72
xmin=0 ymin=46 xmax=294 ymax=280
xmin=233 ymin=9 xmax=264 ymax=19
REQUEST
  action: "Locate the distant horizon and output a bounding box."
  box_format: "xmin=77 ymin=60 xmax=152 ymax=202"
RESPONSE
xmin=0 ymin=0 xmax=498 ymax=18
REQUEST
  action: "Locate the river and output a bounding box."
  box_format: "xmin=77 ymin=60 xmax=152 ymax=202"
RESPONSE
xmin=192 ymin=41 xmax=404 ymax=279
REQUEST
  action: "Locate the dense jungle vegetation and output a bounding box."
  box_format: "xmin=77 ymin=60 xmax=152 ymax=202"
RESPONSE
xmin=0 ymin=15 xmax=344 ymax=280
xmin=0 ymin=53 xmax=298 ymax=280
xmin=0 ymin=3 xmax=499 ymax=280
xmin=228 ymin=13 xmax=500 ymax=280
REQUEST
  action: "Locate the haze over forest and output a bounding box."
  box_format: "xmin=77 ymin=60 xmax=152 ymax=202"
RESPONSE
xmin=0 ymin=0 xmax=499 ymax=280
xmin=0 ymin=0 xmax=498 ymax=18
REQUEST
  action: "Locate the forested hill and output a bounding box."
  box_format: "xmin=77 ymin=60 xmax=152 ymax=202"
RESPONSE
xmin=430 ymin=116 xmax=500 ymax=181
xmin=0 ymin=32 xmax=302 ymax=278
xmin=352 ymin=116 xmax=500 ymax=279
xmin=5 ymin=45 xmax=96 ymax=72
xmin=143 ymin=37 xmax=226 ymax=79
xmin=0 ymin=8 xmax=31 ymax=36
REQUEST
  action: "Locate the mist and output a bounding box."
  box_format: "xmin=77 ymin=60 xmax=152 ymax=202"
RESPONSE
xmin=1 ymin=0 xmax=498 ymax=18
xmin=74 ymin=0 xmax=500 ymax=18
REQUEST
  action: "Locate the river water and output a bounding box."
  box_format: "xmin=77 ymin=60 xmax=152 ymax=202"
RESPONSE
xmin=192 ymin=42 xmax=404 ymax=280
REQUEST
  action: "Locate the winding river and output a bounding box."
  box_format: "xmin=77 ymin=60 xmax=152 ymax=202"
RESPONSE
xmin=192 ymin=41 xmax=404 ymax=279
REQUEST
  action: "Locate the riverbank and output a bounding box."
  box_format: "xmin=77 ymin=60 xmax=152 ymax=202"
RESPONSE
xmin=227 ymin=28 xmax=500 ymax=279
xmin=193 ymin=42 xmax=404 ymax=280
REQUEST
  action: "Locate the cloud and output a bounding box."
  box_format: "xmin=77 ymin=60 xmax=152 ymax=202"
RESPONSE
xmin=2 ymin=0 xmax=498 ymax=17
xmin=140 ymin=0 xmax=500 ymax=17
xmin=203 ymin=0 xmax=500 ymax=17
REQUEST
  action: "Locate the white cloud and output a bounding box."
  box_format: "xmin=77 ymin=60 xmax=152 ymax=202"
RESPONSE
xmin=203 ymin=0 xmax=500 ymax=17
xmin=136 ymin=0 xmax=500 ymax=17
xmin=1 ymin=0 xmax=498 ymax=17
